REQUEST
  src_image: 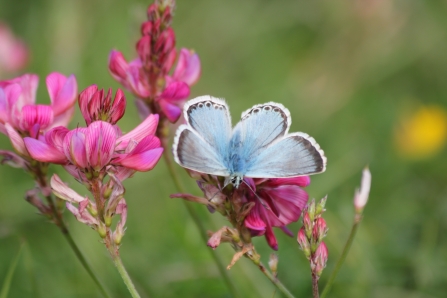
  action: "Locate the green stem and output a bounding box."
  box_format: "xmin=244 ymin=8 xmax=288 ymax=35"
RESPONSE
xmin=110 ymin=249 xmax=141 ymax=298
xmin=320 ymin=213 xmax=363 ymax=298
xmin=256 ymin=261 xmax=295 ymax=298
xmin=162 ymin=148 xmax=239 ymax=297
xmin=44 ymin=194 xmax=111 ymax=298
xmin=34 ymin=165 xmax=110 ymax=298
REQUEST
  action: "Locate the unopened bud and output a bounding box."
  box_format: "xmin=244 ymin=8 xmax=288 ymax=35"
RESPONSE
xmin=313 ymin=242 xmax=328 ymax=277
xmin=98 ymin=222 xmax=107 ymax=238
xmin=269 ymin=253 xmax=278 ymax=277
xmin=312 ymin=218 xmax=328 ymax=245
xmin=308 ymin=199 xmax=316 ymax=221
xmin=303 ymin=212 xmax=312 ymax=239
xmin=297 ymin=227 xmax=311 ymax=259
xmin=315 ymin=196 xmax=327 ymax=216
xmin=354 ymin=167 xmax=371 ymax=213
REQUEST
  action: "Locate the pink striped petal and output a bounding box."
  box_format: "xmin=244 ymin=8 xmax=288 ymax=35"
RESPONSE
xmin=117 ymin=147 xmax=163 ymax=171
xmin=24 ymin=137 xmax=67 ymax=163
xmin=116 ymin=114 xmax=159 ymax=149
xmin=5 ymin=123 xmax=27 ymax=156
xmin=0 ymin=83 xmax=21 ymax=124
xmin=78 ymin=85 xmax=98 ymax=124
xmin=85 ymin=121 xmax=116 ymax=170
xmin=263 ymin=186 xmax=308 ymax=226
xmin=45 ymin=126 xmax=69 ymax=149
xmin=263 ymin=176 xmax=311 ymax=188
xmin=64 ymin=128 xmax=88 ymax=168
xmin=20 ymin=104 xmax=54 ymax=131
xmin=16 ymin=74 xmax=38 ymax=106
xmin=47 ymin=73 xmax=77 ymax=115
xmin=108 ymin=50 xmax=129 ymax=82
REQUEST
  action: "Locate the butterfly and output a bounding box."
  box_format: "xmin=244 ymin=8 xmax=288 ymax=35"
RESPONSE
xmin=172 ymin=96 xmax=327 ymax=188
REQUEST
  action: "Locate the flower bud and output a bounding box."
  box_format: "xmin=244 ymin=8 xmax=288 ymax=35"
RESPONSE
xmin=354 ymin=167 xmax=371 ymax=213
xmin=313 ymin=242 xmax=328 ymax=277
xmin=312 ymin=217 xmax=328 ymax=244
xmin=297 ymin=227 xmax=311 ymax=259
xmin=315 ymin=196 xmax=327 ymax=216
xmin=308 ymin=198 xmax=316 ymax=221
xmin=303 ymin=212 xmax=312 ymax=239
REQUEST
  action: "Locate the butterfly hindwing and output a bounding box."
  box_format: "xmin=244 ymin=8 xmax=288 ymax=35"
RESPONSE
xmin=172 ymin=125 xmax=230 ymax=176
xmin=244 ymin=132 xmax=327 ymax=178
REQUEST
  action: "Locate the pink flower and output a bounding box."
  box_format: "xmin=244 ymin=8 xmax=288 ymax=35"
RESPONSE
xmin=242 ymin=176 xmax=310 ymax=250
xmin=171 ymin=48 xmax=201 ymax=86
xmin=0 ymin=22 xmax=28 ymax=73
xmin=108 ymin=51 xmax=151 ymax=99
xmin=78 ymin=85 xmax=126 ymax=125
xmin=312 ymin=241 xmax=328 ymax=277
xmin=0 ymin=73 xmax=77 ymax=135
xmin=24 ymin=115 xmax=163 ymax=180
xmin=155 ymin=81 xmax=190 ymax=122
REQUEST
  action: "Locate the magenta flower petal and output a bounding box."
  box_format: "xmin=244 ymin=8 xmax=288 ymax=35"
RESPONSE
xmin=0 ymin=83 xmax=21 ymax=124
xmin=116 ymin=114 xmax=159 ymax=149
xmin=263 ymin=176 xmax=311 ymax=188
xmin=160 ymin=81 xmax=190 ymax=101
xmin=118 ymin=147 xmax=163 ymax=171
xmin=262 ymin=186 xmax=308 ymax=226
xmin=173 ymin=48 xmax=201 ymax=86
xmin=45 ymin=126 xmax=69 ymax=149
xmin=108 ymin=50 xmax=129 ymax=82
xmin=265 ymin=226 xmax=278 ymax=251
xmin=159 ymin=99 xmax=182 ymax=123
xmin=24 ymin=137 xmax=67 ymax=163
xmin=5 ymin=123 xmax=28 ymax=156
xmin=16 ymin=74 xmax=39 ymax=106
xmin=85 ymin=121 xmax=116 ymax=171
xmin=51 ymin=174 xmax=85 ymax=203
xmin=47 ymin=73 xmax=78 ymax=116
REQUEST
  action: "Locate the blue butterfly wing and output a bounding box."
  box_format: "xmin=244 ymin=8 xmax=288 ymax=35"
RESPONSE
xmin=229 ymin=102 xmax=291 ymax=174
xmin=173 ymin=96 xmax=232 ymax=175
xmin=173 ymin=125 xmax=230 ymax=176
xmin=244 ymin=132 xmax=327 ymax=178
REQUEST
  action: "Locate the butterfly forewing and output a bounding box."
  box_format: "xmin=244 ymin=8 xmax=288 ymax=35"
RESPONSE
xmin=184 ymin=96 xmax=232 ymax=160
xmin=231 ymin=103 xmax=291 ymax=164
xmin=244 ymin=132 xmax=326 ymax=178
xmin=173 ymin=125 xmax=230 ymax=176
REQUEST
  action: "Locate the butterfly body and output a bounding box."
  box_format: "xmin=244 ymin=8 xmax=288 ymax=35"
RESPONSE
xmin=173 ymin=96 xmax=326 ymax=188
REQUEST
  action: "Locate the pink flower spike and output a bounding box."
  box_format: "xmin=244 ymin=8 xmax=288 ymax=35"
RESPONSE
xmin=24 ymin=137 xmax=67 ymax=163
xmin=0 ymin=23 xmax=29 ymax=72
xmin=116 ymin=114 xmax=159 ymax=149
xmin=85 ymin=121 xmax=116 ymax=171
xmin=5 ymin=123 xmax=28 ymax=156
xmin=51 ymin=174 xmax=85 ymax=203
xmin=173 ymin=48 xmax=201 ymax=86
xmin=46 ymin=73 xmax=78 ymax=116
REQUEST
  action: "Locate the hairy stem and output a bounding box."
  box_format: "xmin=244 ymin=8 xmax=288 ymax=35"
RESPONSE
xmin=161 ymin=136 xmax=239 ymax=297
xmin=255 ymin=261 xmax=295 ymax=298
xmin=312 ymin=273 xmax=319 ymax=298
xmin=105 ymin=233 xmax=141 ymax=298
xmin=320 ymin=213 xmax=363 ymax=298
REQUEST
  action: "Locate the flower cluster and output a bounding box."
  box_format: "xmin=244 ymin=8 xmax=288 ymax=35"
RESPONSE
xmin=172 ymin=171 xmax=310 ymax=267
xmin=297 ymin=197 xmax=329 ymax=279
xmin=22 ymin=86 xmax=163 ymax=242
xmin=109 ymin=0 xmax=201 ymax=124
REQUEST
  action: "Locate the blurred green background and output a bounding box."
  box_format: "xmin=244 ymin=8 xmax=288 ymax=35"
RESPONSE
xmin=1 ymin=0 xmax=447 ymax=297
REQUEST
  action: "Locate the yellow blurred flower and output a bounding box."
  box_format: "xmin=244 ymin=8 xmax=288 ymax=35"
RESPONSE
xmin=395 ymin=105 xmax=447 ymax=159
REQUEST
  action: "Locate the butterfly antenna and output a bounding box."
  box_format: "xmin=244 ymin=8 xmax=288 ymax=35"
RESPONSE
xmin=241 ymin=179 xmax=270 ymax=210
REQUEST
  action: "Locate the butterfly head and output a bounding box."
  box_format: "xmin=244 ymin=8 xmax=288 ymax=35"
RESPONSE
xmin=228 ymin=175 xmax=243 ymax=189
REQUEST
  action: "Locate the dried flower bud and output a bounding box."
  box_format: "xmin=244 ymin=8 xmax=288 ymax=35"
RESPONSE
xmin=269 ymin=253 xmax=278 ymax=277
